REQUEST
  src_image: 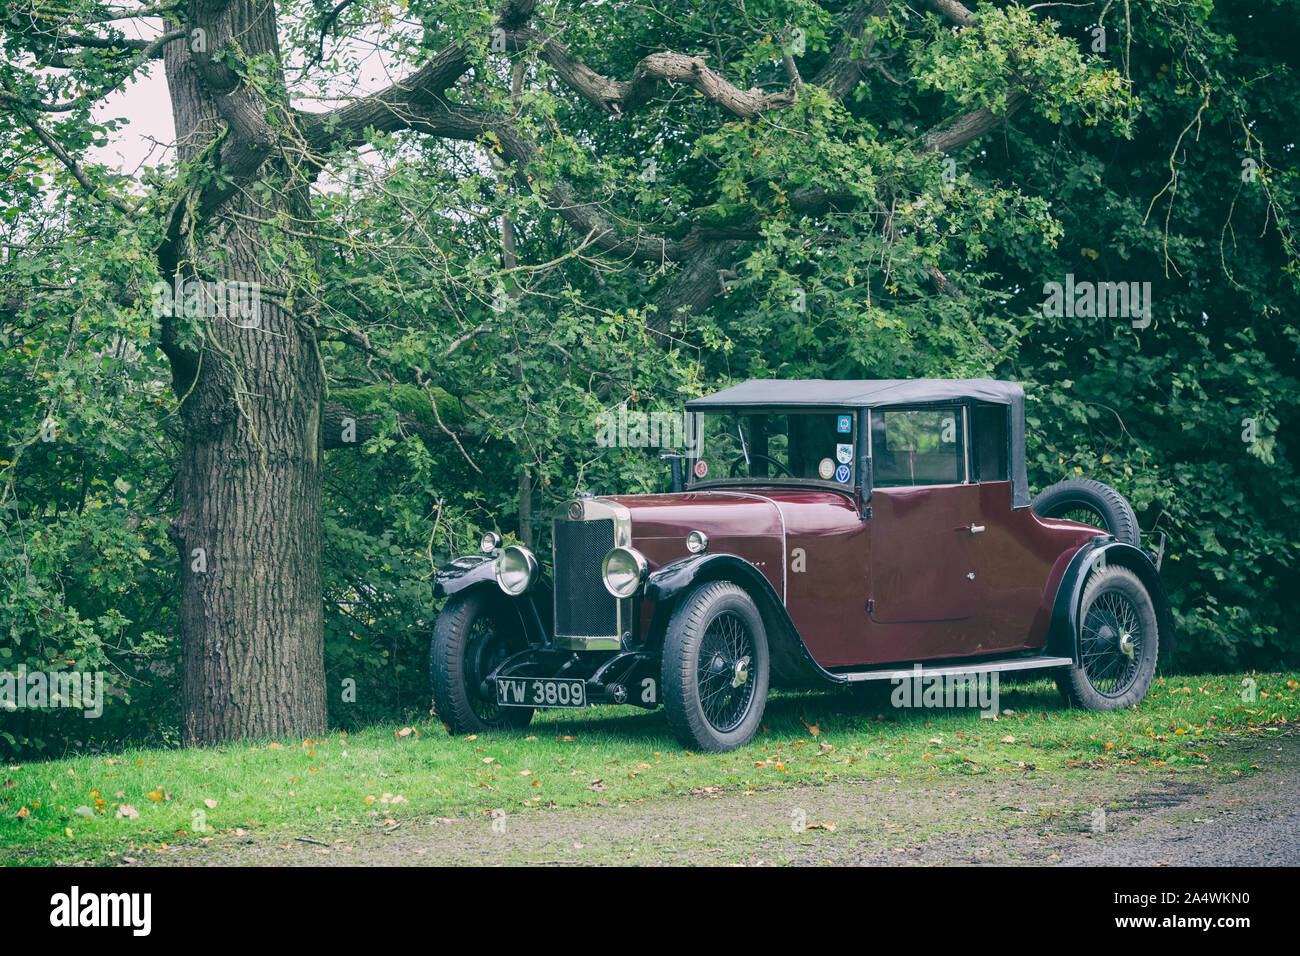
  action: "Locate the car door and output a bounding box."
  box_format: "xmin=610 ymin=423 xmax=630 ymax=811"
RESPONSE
xmin=967 ymin=401 xmax=1067 ymax=652
xmin=866 ymin=404 xmax=987 ymax=662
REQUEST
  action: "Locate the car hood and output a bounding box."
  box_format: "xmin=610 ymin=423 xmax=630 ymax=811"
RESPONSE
xmin=606 ymin=487 xmax=858 ymax=539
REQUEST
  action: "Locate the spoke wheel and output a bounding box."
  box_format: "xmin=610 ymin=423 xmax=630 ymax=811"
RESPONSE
xmin=697 ymin=611 xmax=758 ymax=733
xmin=430 ymin=588 xmax=534 ymax=735
xmin=1057 ymin=566 xmax=1159 ymax=711
xmin=1031 ymin=479 xmax=1140 ymax=547
xmin=662 ymin=581 xmax=769 ymax=752
xmin=1080 ymin=590 xmax=1144 ymax=697
xmin=1055 ymin=502 xmax=1115 ymax=531
xmin=464 ymin=614 xmax=517 ymax=722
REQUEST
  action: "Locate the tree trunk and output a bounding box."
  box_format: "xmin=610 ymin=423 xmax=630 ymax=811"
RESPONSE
xmin=161 ymin=9 xmax=326 ymax=743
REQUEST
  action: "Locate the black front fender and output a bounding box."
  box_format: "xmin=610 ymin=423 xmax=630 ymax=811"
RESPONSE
xmin=645 ymin=553 xmax=842 ymax=686
xmin=1046 ymin=538 xmax=1176 ymax=663
xmin=434 ymin=554 xmax=553 ymax=647
xmin=434 ymin=554 xmax=496 ymax=598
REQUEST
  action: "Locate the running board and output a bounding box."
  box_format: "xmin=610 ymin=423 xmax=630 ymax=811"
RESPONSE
xmin=838 ymin=656 xmax=1074 ymax=683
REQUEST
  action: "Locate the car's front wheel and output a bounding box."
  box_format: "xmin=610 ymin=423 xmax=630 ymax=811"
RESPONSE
xmin=1056 ymin=566 xmax=1159 ymax=710
xmin=662 ymin=581 xmax=770 ymax=752
xmin=430 ymin=588 xmax=534 ymax=735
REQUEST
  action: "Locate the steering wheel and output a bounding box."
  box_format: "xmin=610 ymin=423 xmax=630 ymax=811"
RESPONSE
xmin=728 ymin=454 xmax=795 ymax=478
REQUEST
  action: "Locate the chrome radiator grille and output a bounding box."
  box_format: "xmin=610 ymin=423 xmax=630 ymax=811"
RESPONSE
xmin=552 ymin=517 xmax=618 ymax=641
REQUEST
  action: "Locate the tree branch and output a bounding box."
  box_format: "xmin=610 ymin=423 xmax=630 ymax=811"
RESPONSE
xmin=513 ymin=26 xmax=796 ymax=118
xmin=9 ymin=98 xmax=137 ymax=216
xmin=921 ymin=88 xmax=1029 ymax=153
xmin=646 ymin=0 xmax=892 ymax=336
xmin=919 ymin=0 xmax=976 ymax=29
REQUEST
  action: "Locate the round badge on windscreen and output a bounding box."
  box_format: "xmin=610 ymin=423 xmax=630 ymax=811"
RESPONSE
xmin=694 ymin=460 xmax=708 ymax=479
xmin=835 ymin=464 xmax=852 ymax=483
xmin=818 ymin=458 xmax=835 ymax=479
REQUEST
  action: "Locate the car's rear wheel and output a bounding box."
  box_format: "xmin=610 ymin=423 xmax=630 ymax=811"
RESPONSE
xmin=1032 ymin=478 xmax=1140 ymax=547
xmin=1056 ymin=566 xmax=1159 ymax=710
xmin=662 ymin=581 xmax=769 ymax=752
xmin=430 ymin=588 xmax=534 ymax=735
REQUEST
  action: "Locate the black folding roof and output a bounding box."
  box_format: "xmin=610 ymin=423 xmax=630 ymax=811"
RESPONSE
xmin=686 ymin=378 xmax=1030 ymax=508
xmin=685 ymin=378 xmax=1023 ymax=409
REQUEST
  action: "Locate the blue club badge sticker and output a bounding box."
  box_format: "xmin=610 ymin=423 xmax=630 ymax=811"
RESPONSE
xmin=836 ymin=415 xmax=852 ymax=434
xmin=836 ymin=443 xmax=853 ymax=464
xmin=834 ymin=464 xmax=852 ymax=483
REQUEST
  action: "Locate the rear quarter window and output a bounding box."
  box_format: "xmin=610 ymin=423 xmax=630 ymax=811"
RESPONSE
xmin=871 ymin=407 xmax=965 ymax=487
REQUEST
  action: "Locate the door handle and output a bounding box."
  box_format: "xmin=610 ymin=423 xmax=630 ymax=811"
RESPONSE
xmin=967 ymin=524 xmax=986 ymax=534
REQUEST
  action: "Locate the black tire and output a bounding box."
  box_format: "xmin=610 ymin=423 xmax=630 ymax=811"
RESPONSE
xmin=662 ymin=581 xmax=770 ymax=752
xmin=1032 ymin=478 xmax=1140 ymax=547
xmin=429 ymin=588 xmax=534 ymax=735
xmin=1056 ymin=566 xmax=1159 ymax=710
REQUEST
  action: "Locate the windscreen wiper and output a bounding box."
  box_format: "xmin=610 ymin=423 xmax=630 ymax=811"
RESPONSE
xmin=736 ymin=419 xmax=750 ymax=468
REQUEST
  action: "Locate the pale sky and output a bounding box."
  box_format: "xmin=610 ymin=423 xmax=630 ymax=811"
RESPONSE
xmin=87 ymin=20 xmax=175 ymax=173
xmin=87 ymin=19 xmax=410 ymax=174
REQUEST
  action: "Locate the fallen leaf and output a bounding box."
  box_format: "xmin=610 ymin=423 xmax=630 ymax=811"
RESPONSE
xmin=116 ymin=805 xmax=139 ymax=820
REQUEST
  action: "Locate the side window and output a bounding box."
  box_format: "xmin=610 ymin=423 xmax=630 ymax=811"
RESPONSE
xmin=971 ymin=403 xmax=1009 ymax=482
xmin=871 ymin=407 xmax=965 ymax=487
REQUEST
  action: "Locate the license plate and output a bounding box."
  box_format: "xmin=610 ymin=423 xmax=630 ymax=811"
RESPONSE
xmin=495 ymin=678 xmax=587 ymax=709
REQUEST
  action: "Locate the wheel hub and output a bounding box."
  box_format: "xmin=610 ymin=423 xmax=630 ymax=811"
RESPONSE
xmin=731 ymin=655 xmax=751 ymax=689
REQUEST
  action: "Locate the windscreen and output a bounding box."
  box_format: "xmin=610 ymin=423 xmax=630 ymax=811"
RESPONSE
xmin=688 ymin=410 xmax=857 ymax=486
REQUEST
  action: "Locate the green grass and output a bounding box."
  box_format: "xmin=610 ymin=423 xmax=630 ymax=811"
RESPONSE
xmin=1 ymin=672 xmax=1295 ymax=865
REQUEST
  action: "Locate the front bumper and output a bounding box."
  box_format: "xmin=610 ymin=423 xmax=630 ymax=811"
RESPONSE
xmin=482 ymin=647 xmax=660 ymax=709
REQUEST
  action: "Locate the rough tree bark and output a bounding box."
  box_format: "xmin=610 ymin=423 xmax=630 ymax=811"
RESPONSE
xmin=159 ymin=0 xmax=325 ymax=743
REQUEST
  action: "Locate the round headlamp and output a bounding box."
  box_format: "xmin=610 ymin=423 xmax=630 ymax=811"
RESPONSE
xmin=495 ymin=544 xmax=538 ymax=595
xmin=601 ymin=546 xmax=648 ymax=599
xmin=480 ymin=531 xmax=503 ymax=554
xmin=686 ymin=530 xmax=709 ymax=554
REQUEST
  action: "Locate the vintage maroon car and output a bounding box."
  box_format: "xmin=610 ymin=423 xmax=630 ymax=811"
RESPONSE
xmin=430 ymin=379 xmax=1172 ymax=752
